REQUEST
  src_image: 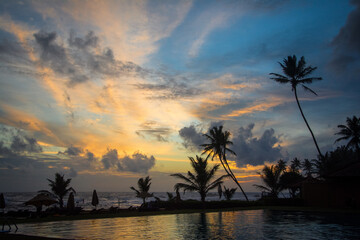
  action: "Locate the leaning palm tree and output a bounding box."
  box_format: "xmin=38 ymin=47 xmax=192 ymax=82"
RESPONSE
xmin=335 ymin=116 xmax=360 ymax=152
xmin=171 ymin=156 xmax=227 ymax=203
xmin=201 ymin=126 xmax=249 ymax=201
xmin=39 ymin=173 xmax=76 ymax=208
xmin=270 ymin=55 xmax=323 ymax=158
xmin=254 ymin=164 xmax=283 ymax=198
xmin=130 ymin=176 xmax=153 ymax=205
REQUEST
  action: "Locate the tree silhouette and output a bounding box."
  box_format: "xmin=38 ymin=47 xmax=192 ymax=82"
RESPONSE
xmin=335 ymin=116 xmax=360 ymax=152
xmin=171 ymin=156 xmax=227 ymax=203
xmin=201 ymin=126 xmax=249 ymax=201
xmin=130 ymin=176 xmax=153 ymax=205
xmin=254 ymin=164 xmax=283 ymax=198
xmin=40 ymin=173 xmax=76 ymax=208
xmin=302 ymin=159 xmax=313 ymax=177
xmin=222 ymin=186 xmax=237 ymax=201
xmin=270 ymin=55 xmax=323 ymax=158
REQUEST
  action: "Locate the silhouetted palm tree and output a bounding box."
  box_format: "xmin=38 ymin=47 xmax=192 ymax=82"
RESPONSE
xmin=171 ymin=156 xmax=227 ymax=203
xmin=290 ymin=158 xmax=301 ymax=173
xmin=222 ymin=186 xmax=237 ymax=201
xmin=201 ymin=126 xmax=249 ymax=201
xmin=335 ymin=116 xmax=360 ymax=152
xmin=270 ymin=55 xmax=323 ymax=158
xmin=130 ymin=176 xmax=153 ymax=205
xmin=40 ymin=173 xmax=76 ymax=208
xmin=302 ymin=159 xmax=313 ymax=177
xmin=254 ymin=164 xmax=283 ymax=198
xmin=277 ymin=159 xmax=287 ymax=173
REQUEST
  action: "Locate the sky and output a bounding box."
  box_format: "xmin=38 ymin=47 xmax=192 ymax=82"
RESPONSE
xmin=0 ymin=0 xmax=359 ymax=193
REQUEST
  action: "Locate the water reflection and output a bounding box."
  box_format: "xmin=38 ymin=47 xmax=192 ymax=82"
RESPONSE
xmin=14 ymin=210 xmax=360 ymax=240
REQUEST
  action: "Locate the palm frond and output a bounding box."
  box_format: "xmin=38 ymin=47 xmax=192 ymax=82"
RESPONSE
xmin=302 ymin=85 xmax=317 ymax=96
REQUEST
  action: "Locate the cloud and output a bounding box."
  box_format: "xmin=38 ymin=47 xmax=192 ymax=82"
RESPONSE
xmin=178 ymin=121 xmax=224 ymax=151
xmin=68 ymin=30 xmax=99 ymax=50
xmin=231 ymin=123 xmax=283 ymax=167
xmin=117 ymin=152 xmax=156 ymax=174
xmin=329 ymin=0 xmax=360 ymax=72
xmin=33 ymin=30 xmax=147 ymax=87
xmin=135 ymin=121 xmax=172 ymax=142
xmin=101 ymin=149 xmax=156 ymax=173
xmin=58 ymin=146 xmax=83 ymax=156
xmin=179 ymin=125 xmax=204 ymax=151
xmin=0 ymin=124 xmax=42 ymax=155
xmin=134 ymin=74 xmax=202 ymax=100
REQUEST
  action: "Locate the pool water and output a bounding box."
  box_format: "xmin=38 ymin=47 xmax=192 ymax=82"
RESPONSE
xmin=13 ymin=210 xmax=360 ymax=239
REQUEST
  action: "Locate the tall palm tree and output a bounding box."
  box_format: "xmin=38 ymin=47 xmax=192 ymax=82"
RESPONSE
xmin=40 ymin=173 xmax=76 ymax=208
xmin=254 ymin=164 xmax=283 ymax=198
xmin=171 ymin=156 xmax=227 ymax=203
xmin=130 ymin=176 xmax=153 ymax=205
xmin=335 ymin=116 xmax=360 ymax=152
xmin=201 ymin=126 xmax=249 ymax=201
xmin=270 ymin=55 xmax=323 ymax=158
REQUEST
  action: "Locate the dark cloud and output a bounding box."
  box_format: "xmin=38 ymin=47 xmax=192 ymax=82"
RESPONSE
xmin=0 ymin=125 xmax=42 ymax=155
xmin=329 ymin=0 xmax=360 ymax=72
xmin=135 ymin=74 xmax=202 ymax=100
xmin=68 ymin=30 xmax=98 ymax=49
xmin=101 ymin=148 xmax=119 ymax=169
xmin=231 ymin=123 xmax=283 ymax=167
xmin=101 ymin=149 xmax=155 ymax=173
xmin=178 ymin=125 xmax=204 ymax=151
xmin=34 ymin=30 xmax=89 ymax=87
xmin=58 ymin=146 xmax=83 ymax=156
xmin=33 ymin=30 xmax=147 ymax=87
xmin=135 ymin=121 xmax=172 ymax=142
xmin=117 ymin=152 xmax=156 ymax=173
xmin=85 ymin=150 xmax=95 ymax=162
xmin=178 ymin=121 xmax=225 ymax=151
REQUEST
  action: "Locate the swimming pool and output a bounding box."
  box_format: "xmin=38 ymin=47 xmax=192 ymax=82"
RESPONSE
xmin=13 ymin=209 xmax=360 ymax=239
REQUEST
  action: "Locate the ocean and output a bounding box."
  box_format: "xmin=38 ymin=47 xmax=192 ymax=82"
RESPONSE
xmin=1 ymin=192 xmax=261 ymax=212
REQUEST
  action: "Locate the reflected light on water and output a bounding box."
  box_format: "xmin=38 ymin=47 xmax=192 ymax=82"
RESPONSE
xmin=14 ymin=210 xmax=360 ymax=240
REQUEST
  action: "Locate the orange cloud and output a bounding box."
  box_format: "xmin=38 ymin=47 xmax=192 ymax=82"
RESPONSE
xmin=222 ymin=97 xmax=284 ymax=118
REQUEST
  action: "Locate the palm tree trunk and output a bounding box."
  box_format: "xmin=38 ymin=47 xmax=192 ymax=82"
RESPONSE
xmin=222 ymin=152 xmax=249 ymax=201
xmin=294 ymin=88 xmax=323 ymax=158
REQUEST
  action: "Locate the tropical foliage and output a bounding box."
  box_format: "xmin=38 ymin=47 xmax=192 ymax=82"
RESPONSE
xmin=254 ymin=163 xmax=284 ymax=198
xmin=221 ymin=186 xmax=237 ymax=201
xmin=171 ymin=155 xmax=227 ymax=203
xmin=335 ymin=116 xmax=360 ymax=152
xmin=40 ymin=173 xmax=76 ymax=208
xmin=313 ymin=146 xmax=357 ymax=177
xmin=201 ymin=126 xmax=249 ymax=201
xmin=270 ymin=55 xmax=323 ymax=157
xmin=130 ymin=176 xmax=153 ymax=205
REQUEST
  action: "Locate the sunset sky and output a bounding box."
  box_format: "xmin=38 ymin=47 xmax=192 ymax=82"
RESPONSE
xmin=0 ymin=0 xmax=359 ymax=192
